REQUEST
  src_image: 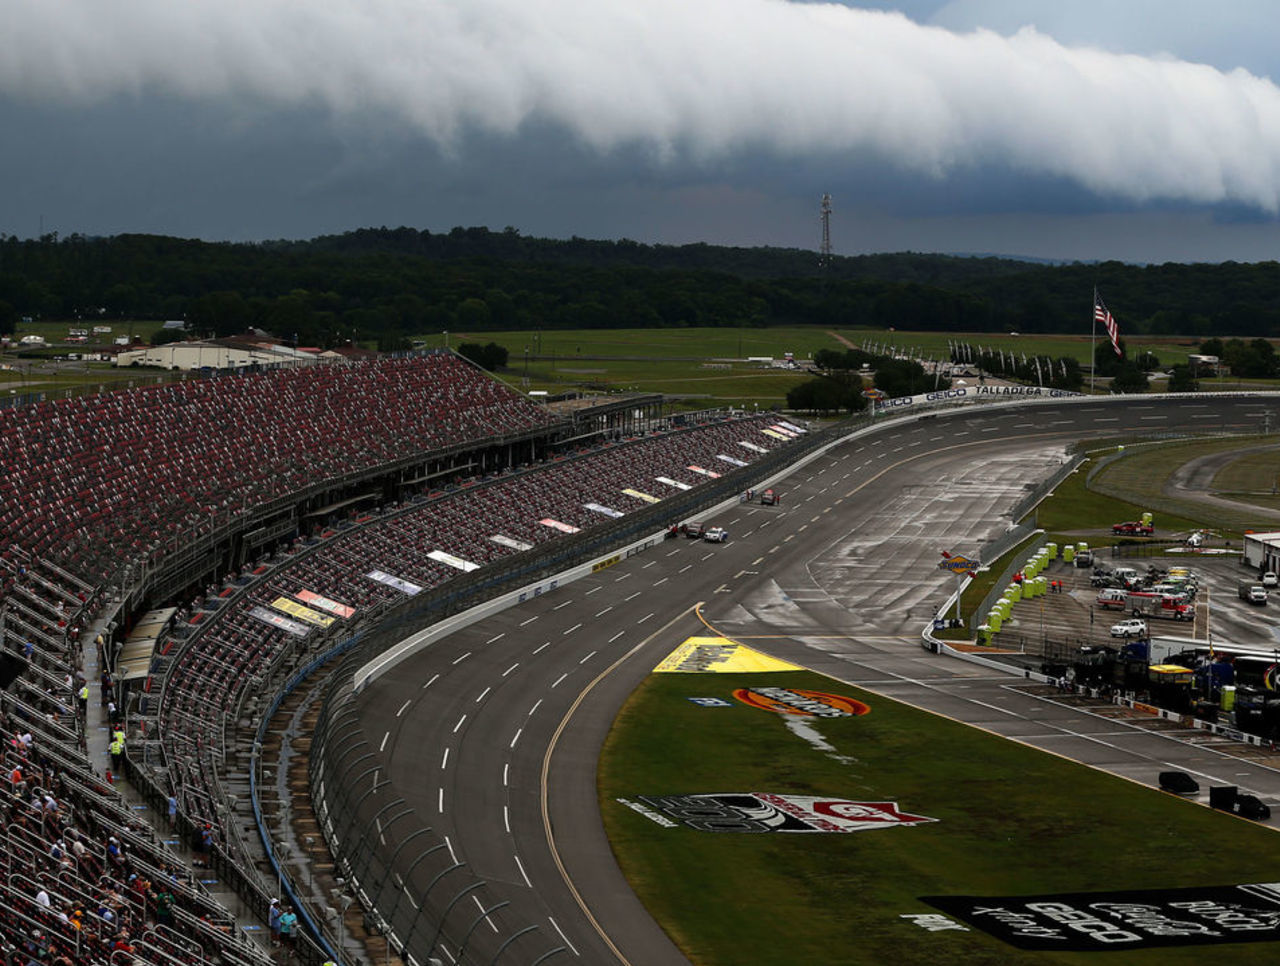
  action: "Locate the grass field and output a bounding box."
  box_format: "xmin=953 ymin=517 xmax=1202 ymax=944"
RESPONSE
xmin=599 ymin=666 xmax=1280 ymax=965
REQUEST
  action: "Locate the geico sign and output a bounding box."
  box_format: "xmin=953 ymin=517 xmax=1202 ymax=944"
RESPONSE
xmin=876 ymin=386 xmax=1083 ymax=409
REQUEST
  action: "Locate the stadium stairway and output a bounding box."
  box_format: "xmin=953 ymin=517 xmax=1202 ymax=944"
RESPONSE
xmin=76 ymin=613 xmax=279 ymax=960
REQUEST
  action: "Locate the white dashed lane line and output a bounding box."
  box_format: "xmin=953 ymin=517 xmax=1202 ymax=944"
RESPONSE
xmin=510 ymin=728 xmax=522 ymax=749
xmin=475 ymin=687 xmax=491 ymax=703
xmin=624 ymin=592 xmax=641 ymax=602
xmin=519 ymin=616 xmax=539 ymax=626
xmin=441 ymin=747 xmax=450 ymax=769
xmin=637 ymin=612 xmax=654 ymax=624
xmin=453 ymin=713 xmax=467 ymax=733
xmin=421 ymin=673 xmax=439 ymax=690
xmin=552 ymin=672 xmax=568 ymax=688
xmin=595 ymin=607 xmax=612 ymax=617
xmin=513 ymin=853 xmax=532 ymax=888
xmin=528 ymin=699 xmax=542 ymax=717
xmin=486 ymin=633 xmax=505 ymax=644
xmin=396 ymin=699 xmax=411 ymax=717
xmin=553 ymin=599 xmax=574 ymax=611
xmin=503 ymin=663 xmax=520 ymax=677
xmin=563 ymin=623 xmax=582 ymax=636
xmin=608 ymin=630 xmax=626 ymax=643
xmin=532 ymin=641 xmax=551 ymax=655
xmin=452 ymin=651 xmax=471 ymax=666
xmin=579 ymin=650 xmax=597 ymax=664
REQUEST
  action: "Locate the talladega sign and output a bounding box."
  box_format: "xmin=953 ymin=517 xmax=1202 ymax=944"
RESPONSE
xmin=876 ymin=385 xmax=1082 ymax=411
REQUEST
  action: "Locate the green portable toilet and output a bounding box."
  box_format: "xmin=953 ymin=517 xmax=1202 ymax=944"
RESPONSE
xmin=1077 ymin=541 xmax=1089 ymax=554
xmin=1221 ymin=685 xmax=1236 ymax=712
xmin=1141 ymin=512 xmax=1153 ymax=527
xmin=1063 ymin=545 xmax=1075 ymax=564
xmin=1006 ymin=583 xmax=1022 ymax=603
xmin=976 ymin=624 xmax=991 ymax=646
xmin=988 ymin=611 xmax=1003 ymax=633
xmin=1047 ymin=542 xmax=1058 ymax=560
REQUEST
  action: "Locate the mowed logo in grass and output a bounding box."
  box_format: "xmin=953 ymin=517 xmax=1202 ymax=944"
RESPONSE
xmin=732 ymin=686 xmax=870 ymax=718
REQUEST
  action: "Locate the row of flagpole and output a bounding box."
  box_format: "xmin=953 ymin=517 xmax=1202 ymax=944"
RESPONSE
xmin=860 ymin=288 xmax=1124 ymax=393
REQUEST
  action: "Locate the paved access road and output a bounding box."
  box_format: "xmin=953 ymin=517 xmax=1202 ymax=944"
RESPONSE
xmin=353 ymin=395 xmax=1277 ymax=965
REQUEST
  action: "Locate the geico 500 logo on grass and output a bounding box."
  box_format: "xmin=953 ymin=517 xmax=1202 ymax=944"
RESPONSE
xmin=923 ymin=882 xmax=1280 ymax=951
xmin=627 ymin=793 xmax=935 ymax=833
xmin=732 ymin=686 xmax=870 ymax=718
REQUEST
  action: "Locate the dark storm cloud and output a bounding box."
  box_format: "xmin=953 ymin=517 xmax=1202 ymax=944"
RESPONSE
xmin=5 ymin=1 xmax=1280 ymax=211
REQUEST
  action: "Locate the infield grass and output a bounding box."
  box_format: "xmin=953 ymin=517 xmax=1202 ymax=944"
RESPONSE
xmin=599 ymin=668 xmax=1280 ymax=965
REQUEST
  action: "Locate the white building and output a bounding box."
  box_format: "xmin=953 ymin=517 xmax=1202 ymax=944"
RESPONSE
xmin=113 ymin=341 xmax=320 ymax=371
xmin=1242 ymin=531 xmax=1280 ymax=571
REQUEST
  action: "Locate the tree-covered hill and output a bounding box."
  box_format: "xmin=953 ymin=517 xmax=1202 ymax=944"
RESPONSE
xmin=1 ymin=228 xmax=1278 ymax=348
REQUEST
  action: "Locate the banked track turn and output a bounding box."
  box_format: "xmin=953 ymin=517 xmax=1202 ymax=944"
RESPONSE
xmin=334 ymin=395 xmax=1273 ymax=965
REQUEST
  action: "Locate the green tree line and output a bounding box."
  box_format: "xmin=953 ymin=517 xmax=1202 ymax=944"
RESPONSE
xmin=3 ymin=229 xmax=1280 ymax=347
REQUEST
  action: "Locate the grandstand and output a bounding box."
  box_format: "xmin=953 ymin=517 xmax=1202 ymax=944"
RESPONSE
xmin=0 ymin=349 xmax=805 ymax=964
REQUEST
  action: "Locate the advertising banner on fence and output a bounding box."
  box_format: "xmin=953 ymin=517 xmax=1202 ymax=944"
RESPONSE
xmin=584 ymin=502 xmax=625 ymax=519
xmin=621 ymin=489 xmax=661 ymax=504
xmin=655 ymin=476 xmax=692 ymax=490
xmin=687 ymin=465 xmax=721 ymax=478
xmin=739 ymin=441 xmax=767 ymax=454
xmin=366 ymin=570 xmax=424 ymax=595
xmin=248 ymin=606 xmax=310 ymax=637
xmin=922 ymin=882 xmax=1280 ymax=951
xmin=427 ymin=549 xmax=480 ymax=572
xmin=876 ymin=385 xmax=1083 ymax=412
xmin=716 ymin=454 xmax=749 ymax=467
xmin=490 ymin=534 xmax=533 ymax=551
xmin=539 ymin=518 xmax=581 ymax=533
xmin=270 ymin=597 xmax=335 ymax=628
xmin=294 ymin=589 xmax=356 ymax=619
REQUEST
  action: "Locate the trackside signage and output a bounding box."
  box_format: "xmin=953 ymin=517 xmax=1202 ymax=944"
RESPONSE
xmin=631 ymin=793 xmax=935 ymax=833
xmin=923 ymin=882 xmax=1280 ymax=951
xmin=732 ymin=687 xmax=870 ymax=718
xmin=876 ymin=385 xmax=1082 ymax=411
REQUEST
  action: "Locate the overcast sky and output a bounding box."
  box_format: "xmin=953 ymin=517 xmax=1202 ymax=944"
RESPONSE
xmin=3 ymin=0 xmax=1280 ymax=263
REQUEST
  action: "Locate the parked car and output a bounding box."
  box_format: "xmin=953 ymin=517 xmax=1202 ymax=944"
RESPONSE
xmin=703 ymin=527 xmax=729 ymax=543
xmin=1110 ymin=618 xmax=1148 ymax=639
xmin=1262 ymin=572 xmax=1279 ymax=588
xmin=684 ymin=522 xmax=705 ymax=539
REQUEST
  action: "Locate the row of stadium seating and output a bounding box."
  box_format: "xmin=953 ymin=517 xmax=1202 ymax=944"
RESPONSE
xmin=0 ymin=355 xmax=565 ymax=964
xmin=0 ymin=355 xmax=557 ymax=582
xmin=153 ymin=415 xmax=789 ymax=839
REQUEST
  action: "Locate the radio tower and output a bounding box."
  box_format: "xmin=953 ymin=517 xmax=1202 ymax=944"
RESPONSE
xmin=819 ymin=193 xmax=833 ymax=271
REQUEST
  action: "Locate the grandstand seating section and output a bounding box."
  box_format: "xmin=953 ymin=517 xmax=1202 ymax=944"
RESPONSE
xmin=0 ymin=350 xmax=801 ymax=964
xmin=0 ymin=354 xmax=557 ymax=583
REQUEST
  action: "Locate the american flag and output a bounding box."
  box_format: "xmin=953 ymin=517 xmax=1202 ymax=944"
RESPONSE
xmin=1095 ymin=292 xmax=1122 ymax=357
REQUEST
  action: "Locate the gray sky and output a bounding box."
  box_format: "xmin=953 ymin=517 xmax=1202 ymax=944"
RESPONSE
xmin=3 ymin=0 xmax=1280 ymax=262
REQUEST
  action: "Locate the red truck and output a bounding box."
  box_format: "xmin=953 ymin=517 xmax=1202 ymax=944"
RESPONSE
xmin=1112 ymin=521 xmax=1154 ymax=536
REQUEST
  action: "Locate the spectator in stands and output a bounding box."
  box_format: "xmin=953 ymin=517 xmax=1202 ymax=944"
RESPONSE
xmin=278 ymin=905 xmax=298 ymax=951
xmin=269 ymin=898 xmax=282 ymax=946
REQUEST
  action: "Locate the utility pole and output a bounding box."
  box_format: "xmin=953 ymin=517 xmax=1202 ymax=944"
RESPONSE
xmin=819 ymin=194 xmax=833 ymax=272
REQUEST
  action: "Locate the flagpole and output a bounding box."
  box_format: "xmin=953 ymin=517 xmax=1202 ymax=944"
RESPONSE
xmin=1090 ymin=286 xmax=1098 ymax=394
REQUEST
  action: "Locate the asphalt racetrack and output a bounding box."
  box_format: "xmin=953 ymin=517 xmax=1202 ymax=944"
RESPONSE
xmin=352 ymin=396 xmax=1277 ymax=965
